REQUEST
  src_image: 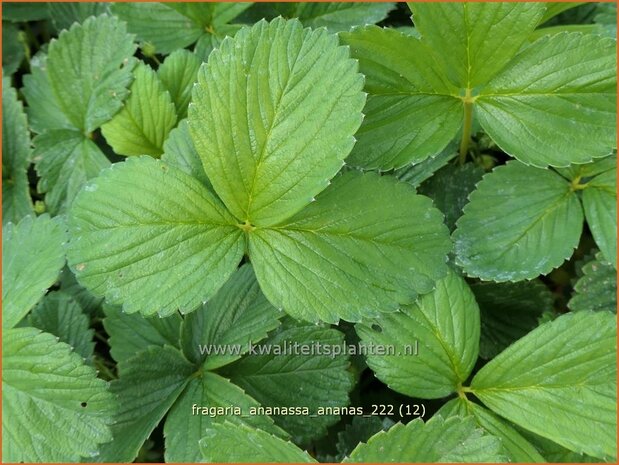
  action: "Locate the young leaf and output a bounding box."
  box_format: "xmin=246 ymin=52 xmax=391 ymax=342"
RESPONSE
xmin=569 ymin=252 xmax=617 ymax=313
xmin=67 ymin=157 xmax=244 ymax=317
xmin=48 ymin=2 xmax=110 ymax=31
xmin=200 ymin=422 xmax=317 ymax=463
xmin=157 ymin=49 xmax=201 ymax=119
xmin=2 ymin=215 xmax=67 ymax=329
xmin=221 ymin=323 xmax=353 ymax=441
xmin=2 ymin=77 xmax=33 ymax=224
xmin=284 ymin=2 xmax=394 ymax=32
xmin=356 ymin=270 xmax=480 ymax=398
xmin=47 ymin=15 xmax=136 ymax=133
xmin=470 ymin=311 xmax=617 ymax=460
xmin=249 ymin=171 xmax=451 ymax=323
xmin=582 ymin=168 xmax=617 ymax=268
xmin=180 ymin=264 xmax=282 ymax=368
xmin=102 ymin=63 xmax=177 ymax=157
xmin=33 ymin=129 xmax=110 ymax=214
xmin=454 ymin=161 xmax=583 ymax=281
xmin=189 ymin=17 xmax=365 ymax=226
xmin=344 ymin=416 xmax=505 ymax=463
xmin=29 ymin=292 xmax=95 ymax=362
xmin=2 ymin=327 xmax=115 ymax=462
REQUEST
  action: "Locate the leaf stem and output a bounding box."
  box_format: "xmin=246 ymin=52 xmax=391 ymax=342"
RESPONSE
xmin=459 ymin=88 xmax=474 ymax=165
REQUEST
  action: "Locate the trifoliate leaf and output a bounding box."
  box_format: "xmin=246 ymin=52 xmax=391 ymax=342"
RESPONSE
xmin=180 ymin=264 xmax=282 ymax=368
xmin=283 ymin=2 xmax=394 ymax=32
xmin=344 ymin=415 xmax=505 ymax=463
xmin=67 ymin=156 xmax=244 ymax=317
xmin=470 ymin=311 xmax=617 ymax=460
xmin=221 ymin=324 xmax=353 ymax=441
xmin=2 ymin=77 xmax=33 ymax=224
xmin=189 ymin=18 xmax=365 ymax=226
xmin=477 ymin=33 xmax=617 ymax=167
xmin=103 ymin=304 xmax=182 ymax=363
xmin=339 ymin=26 xmax=462 ymax=170
xmin=249 ymin=171 xmax=451 ymax=323
xmin=200 ymin=422 xmax=316 ymax=463
xmin=582 ymin=168 xmax=617 ymax=268
xmin=356 ymin=270 xmax=480 ymax=399
xmin=569 ymin=252 xmax=617 ymax=313
xmin=98 ymin=346 xmax=194 ymax=463
xmin=2 ymin=327 xmax=115 ymax=462
xmin=2 ymin=21 xmax=24 ymax=75
xmin=33 ymin=129 xmax=110 ymax=214
xmin=48 ymin=2 xmax=110 ymax=31
xmin=471 ymin=280 xmax=552 ymax=359
xmin=454 ymin=161 xmax=583 ymax=281
xmin=161 ymin=119 xmax=211 ymax=189
xmin=438 ymin=398 xmax=546 ymax=463
xmin=47 ymin=15 xmax=136 ymax=133
xmin=2 ymin=215 xmax=67 ymax=329
xmin=394 ymin=143 xmax=458 ymax=189
xmin=102 ymin=63 xmax=177 ymax=157
xmin=165 ymin=372 xmax=285 ymax=463
xmin=410 ymin=2 xmax=545 ymax=89
xmin=157 ymin=49 xmax=201 ymax=119
xmin=29 ymin=292 xmax=95 ymax=362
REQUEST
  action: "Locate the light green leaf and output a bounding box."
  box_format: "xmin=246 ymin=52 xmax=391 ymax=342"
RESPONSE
xmin=410 ymin=2 xmax=545 ymax=88
xmin=470 ymin=311 xmax=617 ymax=460
xmin=67 ymin=156 xmax=244 ymax=317
xmin=356 ymin=270 xmax=480 ymax=399
xmin=33 ymin=129 xmax=110 ymax=214
xmin=189 ymin=18 xmax=365 ymax=226
xmin=29 ymin=292 xmax=95 ymax=362
xmin=286 ymin=2 xmax=394 ymax=32
xmin=471 ymin=280 xmax=552 ymax=359
xmin=2 ymin=215 xmax=67 ymax=330
xmin=98 ymin=346 xmax=194 ymax=463
xmin=339 ymin=26 xmax=462 ymax=170
xmin=103 ymin=304 xmax=181 ymax=363
xmin=2 ymin=21 xmax=24 ymax=75
xmin=569 ymin=252 xmax=617 ymax=313
xmin=102 ymin=63 xmax=177 ymax=157
xmin=221 ymin=323 xmax=353 ymax=441
xmin=438 ymin=398 xmax=546 ymax=463
xmin=583 ymin=168 xmax=617 ymax=268
xmin=161 ymin=119 xmax=211 ymax=189
xmin=454 ymin=161 xmax=583 ymax=281
xmin=48 ymin=2 xmax=110 ymax=31
xmin=477 ymin=33 xmax=617 ymax=167
xmin=345 ymin=415 xmax=505 ymax=463
xmin=2 ymin=77 xmax=33 ymax=224
xmin=165 ymin=372 xmax=285 ymax=463
xmin=200 ymin=422 xmax=316 ymax=463
xmin=157 ymin=49 xmax=201 ymax=119
xmin=249 ymin=171 xmax=451 ymax=323
xmin=181 ymin=264 xmax=282 ymax=368
xmin=47 ymin=15 xmax=136 ymax=133
xmin=2 ymin=327 xmax=115 ymax=462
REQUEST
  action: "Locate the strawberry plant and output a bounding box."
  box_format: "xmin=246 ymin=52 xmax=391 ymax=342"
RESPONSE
xmin=1 ymin=2 xmax=617 ymax=463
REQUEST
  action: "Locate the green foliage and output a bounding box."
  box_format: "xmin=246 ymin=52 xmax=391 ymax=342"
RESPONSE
xmin=569 ymin=252 xmax=617 ymax=312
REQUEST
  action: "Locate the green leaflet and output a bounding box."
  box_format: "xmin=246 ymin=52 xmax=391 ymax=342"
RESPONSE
xmin=438 ymin=398 xmax=546 ymax=463
xmin=2 ymin=21 xmax=24 ymax=75
xmin=200 ymin=422 xmax=317 ymax=463
xmin=33 ymin=129 xmax=110 ymax=214
xmin=180 ymin=264 xmax=282 ymax=368
xmin=2 ymin=215 xmax=67 ymax=330
xmin=520 ymin=430 xmax=602 ymax=463
xmin=356 ymin=270 xmax=480 ymax=399
xmin=221 ymin=323 xmax=353 ymax=441
xmin=47 ymin=15 xmax=136 ymax=133
xmin=249 ymin=171 xmax=451 ymax=323
xmin=189 ymin=17 xmax=365 ymax=226
xmin=2 ymin=78 xmax=33 ymax=224
xmin=102 ymin=63 xmax=177 ymax=157
xmin=582 ymin=168 xmax=617 ymax=268
xmin=157 ymin=49 xmax=201 ymax=120
xmin=345 ymin=416 xmax=505 ymax=463
xmin=29 ymin=292 xmax=95 ymax=362
xmin=281 ymin=2 xmax=394 ymax=32
xmin=470 ymin=311 xmax=617 ymax=460
xmin=454 ymin=161 xmax=583 ymax=281
xmin=48 ymin=2 xmax=110 ymax=31
xmin=394 ymin=143 xmax=458 ymax=189
xmin=67 ymin=157 xmax=244 ymax=317
xmin=59 ymin=266 xmax=104 ymax=316
xmin=2 ymin=327 xmax=115 ymax=462
xmin=569 ymin=252 xmax=617 ymax=313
